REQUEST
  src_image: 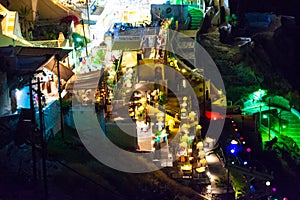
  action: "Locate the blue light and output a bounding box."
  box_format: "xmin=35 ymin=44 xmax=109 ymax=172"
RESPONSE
xmin=243 ymin=161 xmax=248 ymax=165
xmin=228 ymin=142 xmax=241 ymax=155
xmin=250 ymin=185 xmax=255 ymax=192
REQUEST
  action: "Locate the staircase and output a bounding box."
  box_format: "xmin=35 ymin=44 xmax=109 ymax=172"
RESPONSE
xmin=188 ymin=6 xmax=204 ymax=30
xmin=280 ymin=110 xmax=300 ymax=147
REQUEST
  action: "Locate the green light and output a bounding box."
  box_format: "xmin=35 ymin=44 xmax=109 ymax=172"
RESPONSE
xmin=231 ymin=161 xmax=235 ymax=165
xmin=75 ymin=37 xmax=83 ymax=42
xmin=282 ymin=125 xmax=286 ymax=128
xmin=252 ymin=89 xmax=267 ymax=100
xmin=262 ymin=114 xmax=268 ymax=119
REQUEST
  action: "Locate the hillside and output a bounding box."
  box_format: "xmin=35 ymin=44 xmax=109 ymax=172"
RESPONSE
xmin=197 ymin=15 xmax=300 ymax=110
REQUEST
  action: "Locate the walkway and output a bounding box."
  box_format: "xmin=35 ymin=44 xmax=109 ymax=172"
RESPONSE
xmin=205 ymin=149 xmax=234 ymax=199
xmin=280 ymin=110 xmax=300 ymax=147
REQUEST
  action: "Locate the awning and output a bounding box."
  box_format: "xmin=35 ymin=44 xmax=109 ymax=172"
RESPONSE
xmin=112 ymin=40 xmax=142 ymax=51
xmin=8 ymin=0 xmax=82 ymax=21
xmin=0 ymin=46 xmax=51 ymax=73
xmin=40 ymin=55 xmax=74 ymax=81
xmin=66 ymin=70 xmax=102 ymax=91
xmin=0 ymin=46 xmax=73 ymax=87
xmin=121 ymin=51 xmax=138 ymax=67
xmin=14 ymin=46 xmax=72 ymax=60
xmin=0 ymin=46 xmax=72 ymax=73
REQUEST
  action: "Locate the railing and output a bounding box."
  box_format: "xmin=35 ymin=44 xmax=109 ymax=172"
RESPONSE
xmin=30 ymin=39 xmax=73 ymax=48
xmin=30 ymin=40 xmax=59 ymax=48
xmin=113 ymin=35 xmax=141 ymax=41
xmin=36 ymin=100 xmax=61 ymax=141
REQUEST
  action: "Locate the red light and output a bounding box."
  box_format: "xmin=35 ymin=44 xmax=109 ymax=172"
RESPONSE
xmin=247 ymin=148 xmax=252 ymax=153
xmin=240 ymin=137 xmax=244 ymax=140
xmin=205 ymin=111 xmax=225 ymax=120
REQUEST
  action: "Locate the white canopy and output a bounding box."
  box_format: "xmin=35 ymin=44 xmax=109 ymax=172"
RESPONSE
xmin=8 ymin=0 xmax=82 ymax=21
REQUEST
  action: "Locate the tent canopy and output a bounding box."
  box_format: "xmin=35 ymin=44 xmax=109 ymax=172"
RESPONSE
xmin=0 ymin=46 xmax=51 ymax=73
xmin=8 ymin=0 xmax=82 ymax=21
xmin=0 ymin=46 xmax=73 ymax=88
xmin=13 ymin=46 xmax=72 ymax=60
xmin=40 ymin=55 xmax=74 ymax=81
xmin=66 ymin=70 xmax=102 ymax=91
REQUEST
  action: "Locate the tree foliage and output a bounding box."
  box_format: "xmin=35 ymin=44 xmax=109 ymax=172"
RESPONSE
xmin=18 ymin=5 xmax=34 ymax=40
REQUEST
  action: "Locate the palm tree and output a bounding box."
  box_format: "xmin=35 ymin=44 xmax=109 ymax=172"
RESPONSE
xmin=18 ymin=5 xmax=34 ymax=40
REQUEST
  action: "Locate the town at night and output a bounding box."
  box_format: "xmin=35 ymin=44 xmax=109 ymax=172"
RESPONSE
xmin=0 ymin=0 xmax=299 ymax=199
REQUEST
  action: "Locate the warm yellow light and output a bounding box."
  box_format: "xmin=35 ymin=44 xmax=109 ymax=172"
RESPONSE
xmin=181 ymin=164 xmax=192 ymax=171
xmin=196 ymin=167 xmax=206 ymax=173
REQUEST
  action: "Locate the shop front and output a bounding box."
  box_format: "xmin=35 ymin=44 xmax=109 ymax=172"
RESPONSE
xmin=0 ymin=46 xmax=73 ymax=139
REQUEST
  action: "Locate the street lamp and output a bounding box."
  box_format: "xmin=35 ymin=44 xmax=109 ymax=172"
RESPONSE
xmin=268 ymin=98 xmax=271 ymax=140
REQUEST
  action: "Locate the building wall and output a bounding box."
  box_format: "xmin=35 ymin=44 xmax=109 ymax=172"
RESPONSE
xmin=0 ymin=71 xmax=10 ymax=116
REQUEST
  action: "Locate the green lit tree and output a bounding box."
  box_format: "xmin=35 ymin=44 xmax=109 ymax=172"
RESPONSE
xmin=71 ymin=32 xmax=90 ymax=50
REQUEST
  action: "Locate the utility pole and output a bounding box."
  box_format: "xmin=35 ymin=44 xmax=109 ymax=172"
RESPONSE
xmin=86 ymin=0 xmax=90 ymax=27
xmin=81 ymin=20 xmax=89 ymax=57
xmin=279 ymin=110 xmax=281 ymax=134
xmin=56 ymin=55 xmax=64 ymax=138
xmin=259 ymin=102 xmax=262 ymax=127
xmin=268 ymin=98 xmax=271 ymax=140
xmin=29 ymin=77 xmax=37 ymax=182
xmin=203 ymin=77 xmax=206 ymax=117
xmin=37 ymin=77 xmax=48 ymax=198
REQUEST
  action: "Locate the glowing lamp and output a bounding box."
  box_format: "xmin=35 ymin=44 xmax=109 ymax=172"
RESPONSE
xmin=181 ymin=164 xmax=192 ymax=171
xmin=231 ymin=140 xmax=238 ymax=144
xmin=266 ymin=181 xmax=271 ymax=186
xmin=263 ymin=114 xmax=268 ymax=119
xmin=250 ymin=185 xmax=255 ymax=192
